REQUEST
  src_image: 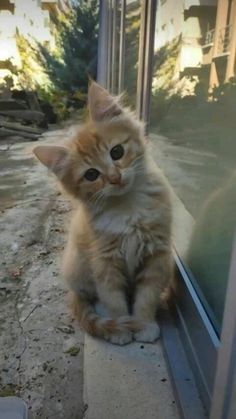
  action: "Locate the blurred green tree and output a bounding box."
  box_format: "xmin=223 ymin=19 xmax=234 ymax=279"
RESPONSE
xmin=39 ymin=0 xmax=98 ymax=97
xmin=16 ymin=0 xmax=98 ymax=119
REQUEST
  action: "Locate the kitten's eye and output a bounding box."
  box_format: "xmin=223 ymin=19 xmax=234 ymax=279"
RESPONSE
xmin=110 ymin=144 xmax=124 ymax=160
xmin=84 ymin=168 xmax=100 ymax=181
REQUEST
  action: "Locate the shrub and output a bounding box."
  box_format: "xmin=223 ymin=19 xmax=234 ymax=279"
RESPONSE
xmin=16 ymin=1 xmax=99 ymax=120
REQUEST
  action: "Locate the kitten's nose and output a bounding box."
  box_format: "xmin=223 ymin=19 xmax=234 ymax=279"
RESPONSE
xmin=107 ymin=172 xmax=121 ymax=185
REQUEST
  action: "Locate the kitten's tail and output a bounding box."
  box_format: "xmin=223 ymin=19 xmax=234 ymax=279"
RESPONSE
xmin=69 ymin=292 xmax=142 ymax=338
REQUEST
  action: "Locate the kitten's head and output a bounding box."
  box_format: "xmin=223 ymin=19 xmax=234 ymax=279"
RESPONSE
xmin=33 ymin=82 xmax=146 ymax=207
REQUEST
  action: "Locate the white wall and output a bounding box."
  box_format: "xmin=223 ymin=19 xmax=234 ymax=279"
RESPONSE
xmin=0 ymin=10 xmax=20 ymax=67
xmin=184 ymin=0 xmax=217 ymax=8
xmin=14 ymin=0 xmax=53 ymax=44
xmin=0 ymin=0 xmax=57 ymax=78
xmin=154 ymin=0 xmax=184 ymax=51
xmin=154 ymin=0 xmax=204 ymax=71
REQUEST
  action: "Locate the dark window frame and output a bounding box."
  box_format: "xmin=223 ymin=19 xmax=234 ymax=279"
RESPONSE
xmin=173 ymin=252 xmax=219 ymax=413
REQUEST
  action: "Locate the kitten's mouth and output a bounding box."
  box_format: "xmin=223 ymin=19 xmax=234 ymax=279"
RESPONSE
xmin=109 ymin=180 xmax=131 ymax=196
xmin=117 ymin=180 xmax=128 ymax=188
xmin=110 ymin=180 xmax=127 ymax=188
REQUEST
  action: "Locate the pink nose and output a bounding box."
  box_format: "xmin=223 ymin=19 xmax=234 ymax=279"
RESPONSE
xmin=108 ymin=173 xmax=121 ymax=185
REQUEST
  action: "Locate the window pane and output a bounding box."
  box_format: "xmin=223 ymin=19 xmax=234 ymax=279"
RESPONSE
xmin=124 ymin=0 xmax=141 ymax=107
xmin=150 ymin=0 xmax=236 ymax=332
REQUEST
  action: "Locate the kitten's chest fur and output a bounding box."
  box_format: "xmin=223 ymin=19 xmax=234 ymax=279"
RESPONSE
xmin=93 ymin=183 xmax=170 ymax=276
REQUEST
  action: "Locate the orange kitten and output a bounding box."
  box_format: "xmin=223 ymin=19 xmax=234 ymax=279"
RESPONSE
xmin=33 ymin=82 xmax=173 ymax=345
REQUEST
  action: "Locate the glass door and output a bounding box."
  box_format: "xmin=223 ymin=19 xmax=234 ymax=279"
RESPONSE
xmin=150 ymin=0 xmax=235 ymax=334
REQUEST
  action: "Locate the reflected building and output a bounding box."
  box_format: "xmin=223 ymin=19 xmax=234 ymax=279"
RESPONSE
xmin=154 ymin=0 xmax=236 ymax=90
xmin=154 ymin=0 xmax=217 ymax=86
xmin=203 ymin=0 xmax=236 ymax=87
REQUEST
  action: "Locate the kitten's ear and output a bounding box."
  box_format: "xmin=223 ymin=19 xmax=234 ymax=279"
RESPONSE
xmin=33 ymin=145 xmax=70 ymax=177
xmin=88 ymin=81 xmax=122 ymax=122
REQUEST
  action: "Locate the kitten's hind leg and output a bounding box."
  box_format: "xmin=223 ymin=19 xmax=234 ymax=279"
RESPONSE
xmin=133 ymin=251 xmax=173 ymax=343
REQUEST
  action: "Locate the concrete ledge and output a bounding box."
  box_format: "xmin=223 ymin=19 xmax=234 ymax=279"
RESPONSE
xmin=83 ymin=335 xmax=181 ymax=419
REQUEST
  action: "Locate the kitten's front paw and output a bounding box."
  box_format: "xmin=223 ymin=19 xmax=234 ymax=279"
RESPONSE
xmin=105 ymin=331 xmax=133 ymax=346
xmin=134 ymin=322 xmax=160 ymax=343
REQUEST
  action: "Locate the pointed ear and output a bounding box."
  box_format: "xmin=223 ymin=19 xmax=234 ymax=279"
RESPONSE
xmin=33 ymin=145 xmax=70 ymax=177
xmin=88 ymin=81 xmax=122 ymax=122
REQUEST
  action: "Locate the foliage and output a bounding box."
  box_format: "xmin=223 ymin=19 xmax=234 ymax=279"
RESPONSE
xmin=152 ymin=37 xmax=181 ymax=94
xmin=150 ymin=77 xmax=236 ymax=162
xmin=150 ymin=37 xmax=182 ymax=125
xmin=16 ymin=1 xmax=99 ymax=120
xmin=16 ymin=34 xmax=54 ymax=106
xmin=38 ymin=1 xmax=98 ymax=96
xmin=211 ymin=76 xmax=236 ymax=104
xmin=150 ymin=36 xmax=236 ymax=159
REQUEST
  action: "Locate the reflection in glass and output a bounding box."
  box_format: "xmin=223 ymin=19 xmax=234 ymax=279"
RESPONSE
xmin=187 ymin=172 xmax=236 ymax=330
xmin=124 ymin=0 xmax=141 ymax=107
xmin=150 ymin=0 xmax=236 ymax=332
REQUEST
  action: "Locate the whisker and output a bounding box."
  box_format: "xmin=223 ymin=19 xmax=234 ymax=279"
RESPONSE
xmin=90 ymin=189 xmax=106 ymax=211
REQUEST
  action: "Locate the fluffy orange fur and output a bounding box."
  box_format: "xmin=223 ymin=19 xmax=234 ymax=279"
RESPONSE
xmin=33 ymin=82 xmax=173 ymax=345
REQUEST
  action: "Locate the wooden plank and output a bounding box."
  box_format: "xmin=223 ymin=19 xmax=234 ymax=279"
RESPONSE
xmin=0 ymin=99 xmax=28 ymax=111
xmin=0 ymin=127 xmax=40 ymax=140
xmin=0 ymin=119 xmax=43 ymax=134
xmin=0 ymin=110 xmax=45 ymax=123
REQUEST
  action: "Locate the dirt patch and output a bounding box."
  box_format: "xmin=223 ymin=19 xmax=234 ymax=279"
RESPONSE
xmin=0 ymin=138 xmax=84 ymax=419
